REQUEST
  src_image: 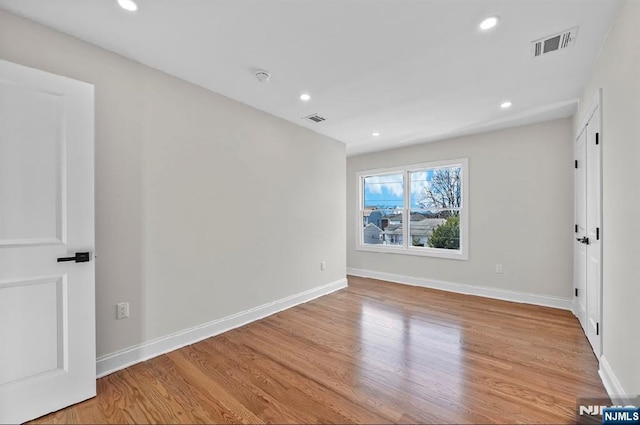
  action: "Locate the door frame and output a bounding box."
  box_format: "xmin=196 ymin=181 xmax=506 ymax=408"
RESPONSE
xmin=573 ymin=88 xmax=604 ymax=359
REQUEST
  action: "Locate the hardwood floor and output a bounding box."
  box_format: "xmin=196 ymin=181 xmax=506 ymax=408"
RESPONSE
xmin=33 ymin=276 xmax=607 ymax=424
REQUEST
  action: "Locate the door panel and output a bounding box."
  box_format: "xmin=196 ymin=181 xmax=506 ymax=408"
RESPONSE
xmin=585 ymin=107 xmax=602 ymax=357
xmin=0 ymin=82 xmax=65 ymax=245
xmin=0 ymin=277 xmax=65 ymax=386
xmin=0 ymin=60 xmax=95 ymax=424
xmin=574 ymin=129 xmax=587 ymax=329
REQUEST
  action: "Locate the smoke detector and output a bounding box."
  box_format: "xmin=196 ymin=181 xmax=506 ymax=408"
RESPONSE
xmin=255 ymin=70 xmax=271 ymax=82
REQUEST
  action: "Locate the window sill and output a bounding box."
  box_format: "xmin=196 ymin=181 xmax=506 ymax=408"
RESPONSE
xmin=356 ymin=244 xmax=468 ymax=260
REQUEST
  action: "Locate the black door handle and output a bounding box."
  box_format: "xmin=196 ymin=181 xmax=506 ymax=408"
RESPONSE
xmin=576 ymin=237 xmax=590 ymax=245
xmin=57 ymin=252 xmax=92 ymax=263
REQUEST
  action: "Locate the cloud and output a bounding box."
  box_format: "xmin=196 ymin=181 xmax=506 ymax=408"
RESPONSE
xmin=364 ymin=173 xmax=404 ymax=197
xmin=410 ymin=171 xmax=428 ymax=196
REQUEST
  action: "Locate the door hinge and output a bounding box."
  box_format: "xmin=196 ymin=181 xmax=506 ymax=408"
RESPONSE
xmin=596 ymin=322 xmax=599 ymax=335
xmin=575 ymin=288 xmax=578 ymax=297
xmin=574 ymin=160 xmax=578 ymax=169
xmin=595 ymin=133 xmax=599 ymax=145
xmin=575 ymin=224 xmax=578 ymax=233
xmin=596 ymin=227 xmax=600 ymax=240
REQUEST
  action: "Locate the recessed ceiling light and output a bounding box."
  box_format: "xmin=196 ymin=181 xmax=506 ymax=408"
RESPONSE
xmin=117 ymin=0 xmax=138 ymax=12
xmin=501 ymin=101 xmax=512 ymax=109
xmin=479 ymin=16 xmax=499 ymax=31
xmin=372 ymin=132 xmax=380 ymax=137
xmin=300 ymin=93 xmax=311 ymax=101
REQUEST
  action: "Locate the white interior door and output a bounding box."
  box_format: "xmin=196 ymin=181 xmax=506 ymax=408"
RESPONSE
xmin=0 ymin=60 xmax=95 ymax=424
xmin=574 ymin=94 xmax=603 ymax=359
xmin=585 ymin=106 xmax=602 ymax=357
xmin=574 ymin=128 xmax=587 ymax=329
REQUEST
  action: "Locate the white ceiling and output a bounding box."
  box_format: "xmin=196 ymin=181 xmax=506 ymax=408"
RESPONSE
xmin=0 ymin=0 xmax=620 ymax=155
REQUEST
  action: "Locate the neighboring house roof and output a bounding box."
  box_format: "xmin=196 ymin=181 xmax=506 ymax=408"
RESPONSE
xmin=387 ymin=213 xmax=426 ymax=221
xmin=409 ymin=218 xmax=446 ymax=236
xmin=364 ymin=223 xmax=383 ymax=233
xmin=363 ymin=207 xmax=380 ymax=217
xmin=382 ymin=218 xmax=446 ymax=236
xmin=382 ymin=223 xmax=403 ymax=235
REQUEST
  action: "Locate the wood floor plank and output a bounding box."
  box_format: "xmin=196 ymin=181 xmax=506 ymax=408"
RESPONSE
xmin=196 ymin=335 xmax=391 ymax=423
xmin=31 ymin=276 xmax=607 ymax=424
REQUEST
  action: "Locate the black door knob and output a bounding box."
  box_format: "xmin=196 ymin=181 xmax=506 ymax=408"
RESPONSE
xmin=576 ymin=237 xmax=590 ymax=245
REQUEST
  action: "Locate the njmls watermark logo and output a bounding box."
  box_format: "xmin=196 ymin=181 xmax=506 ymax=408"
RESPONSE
xmin=577 ymin=397 xmax=640 ymax=424
xmin=602 ymin=407 xmax=640 ymax=424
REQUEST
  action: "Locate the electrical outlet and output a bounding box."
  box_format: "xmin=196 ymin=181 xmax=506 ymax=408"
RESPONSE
xmin=320 ymin=261 xmax=326 ymax=271
xmin=116 ymin=302 xmax=129 ymax=320
xmin=495 ymin=264 xmax=503 ymax=274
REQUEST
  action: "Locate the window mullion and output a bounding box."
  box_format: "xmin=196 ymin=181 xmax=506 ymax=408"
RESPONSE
xmin=403 ymin=170 xmax=410 ymax=250
xmin=358 ymin=175 xmax=363 ymax=247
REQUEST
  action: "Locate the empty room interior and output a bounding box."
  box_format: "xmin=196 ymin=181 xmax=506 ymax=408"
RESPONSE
xmin=0 ymin=0 xmax=639 ymax=424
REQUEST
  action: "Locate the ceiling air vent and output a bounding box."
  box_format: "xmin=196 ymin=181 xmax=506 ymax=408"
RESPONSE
xmin=532 ymin=26 xmax=578 ymax=57
xmin=302 ymin=113 xmax=326 ymax=123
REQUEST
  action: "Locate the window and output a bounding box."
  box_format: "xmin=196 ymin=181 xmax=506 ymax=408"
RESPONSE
xmin=356 ymin=158 xmax=468 ymax=260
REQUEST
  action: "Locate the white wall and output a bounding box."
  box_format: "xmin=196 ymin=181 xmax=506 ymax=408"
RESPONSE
xmin=575 ymin=0 xmax=640 ymax=397
xmin=0 ymin=9 xmax=346 ymax=358
xmin=348 ymin=119 xmax=574 ymax=301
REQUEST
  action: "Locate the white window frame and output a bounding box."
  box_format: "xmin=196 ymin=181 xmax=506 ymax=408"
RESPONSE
xmin=356 ymin=158 xmax=469 ymax=260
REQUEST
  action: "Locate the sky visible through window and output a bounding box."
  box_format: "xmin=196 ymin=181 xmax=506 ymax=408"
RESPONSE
xmin=364 ymin=168 xmax=459 ymax=209
xmin=363 ymin=173 xmax=405 ymax=208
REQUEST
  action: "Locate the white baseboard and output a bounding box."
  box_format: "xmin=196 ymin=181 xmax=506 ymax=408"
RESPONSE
xmin=96 ymin=278 xmax=348 ymax=378
xmin=599 ymin=355 xmax=632 ymax=403
xmin=347 ymin=268 xmax=573 ymax=310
